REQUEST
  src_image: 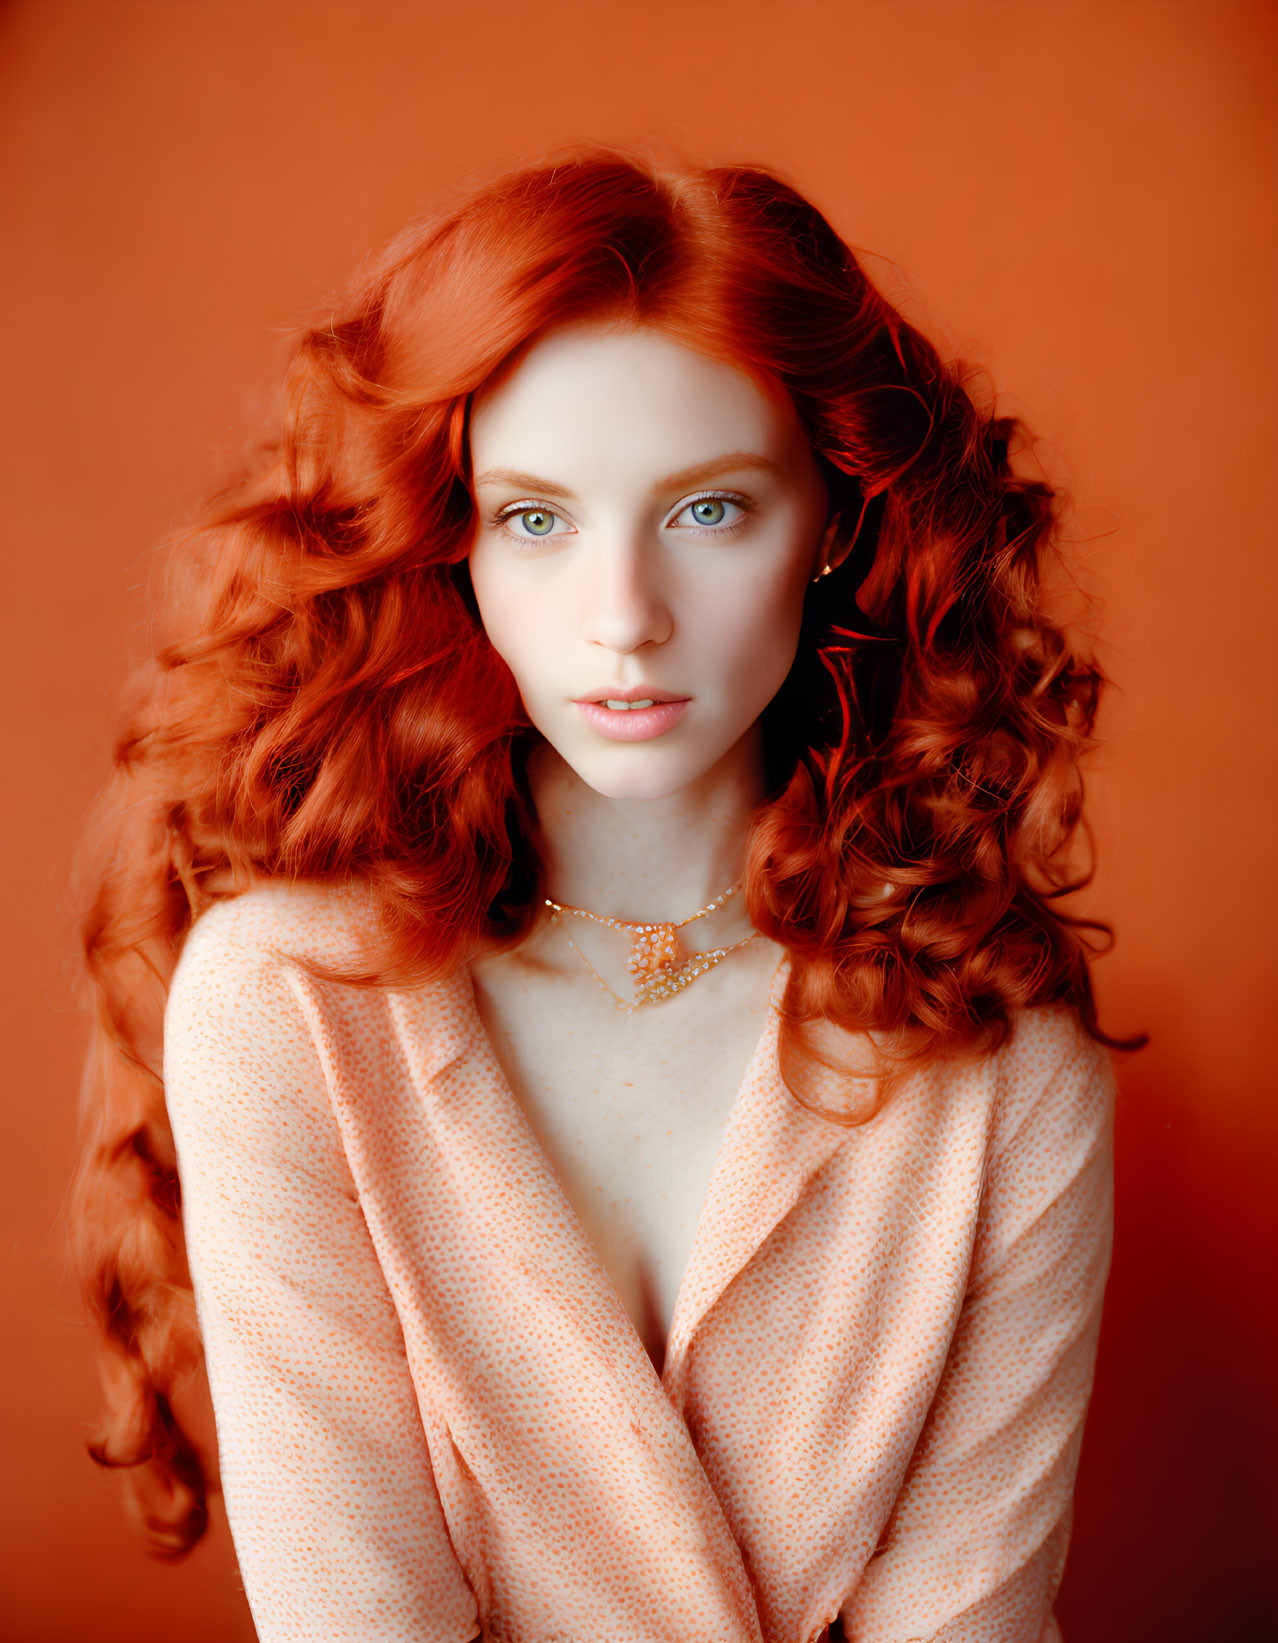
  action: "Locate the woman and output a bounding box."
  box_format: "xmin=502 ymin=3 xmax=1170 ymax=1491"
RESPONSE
xmin=71 ymin=148 xmax=1131 ymax=1642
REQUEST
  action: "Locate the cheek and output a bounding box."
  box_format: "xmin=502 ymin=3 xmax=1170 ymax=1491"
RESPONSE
xmin=470 ymin=563 xmax=540 ymax=679
xmin=706 ymin=567 xmax=808 ymax=695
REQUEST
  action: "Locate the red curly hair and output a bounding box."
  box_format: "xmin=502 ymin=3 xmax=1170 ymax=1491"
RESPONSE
xmin=69 ymin=145 xmax=1133 ymax=1557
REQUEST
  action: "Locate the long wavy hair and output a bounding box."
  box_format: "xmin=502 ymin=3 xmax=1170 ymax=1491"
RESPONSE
xmin=69 ymin=144 xmax=1135 ymax=1556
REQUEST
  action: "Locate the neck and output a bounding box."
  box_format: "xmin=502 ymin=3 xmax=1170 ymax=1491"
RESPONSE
xmin=526 ymin=733 xmax=765 ymax=930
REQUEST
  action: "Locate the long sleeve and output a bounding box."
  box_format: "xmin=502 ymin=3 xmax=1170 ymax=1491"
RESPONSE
xmin=841 ymin=1014 xmax=1116 ymax=1643
xmin=163 ymin=902 xmax=481 ymax=1643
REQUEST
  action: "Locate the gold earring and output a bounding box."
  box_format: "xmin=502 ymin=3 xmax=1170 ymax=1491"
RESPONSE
xmin=811 ymin=522 xmax=840 ymax=583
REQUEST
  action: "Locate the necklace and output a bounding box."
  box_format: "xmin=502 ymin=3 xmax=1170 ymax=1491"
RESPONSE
xmin=544 ymin=881 xmax=757 ymax=1013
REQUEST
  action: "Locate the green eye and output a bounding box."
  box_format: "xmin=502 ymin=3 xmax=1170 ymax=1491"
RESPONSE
xmin=690 ymin=499 xmax=726 ymax=525
xmin=518 ymin=509 xmax=557 ymax=536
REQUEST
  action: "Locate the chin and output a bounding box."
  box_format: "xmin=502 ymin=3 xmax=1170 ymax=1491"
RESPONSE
xmin=556 ymin=743 xmax=708 ymax=802
xmin=574 ymin=763 xmax=698 ymax=802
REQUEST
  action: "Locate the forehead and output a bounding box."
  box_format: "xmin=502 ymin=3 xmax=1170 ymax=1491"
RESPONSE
xmin=468 ymin=322 xmax=807 ymax=483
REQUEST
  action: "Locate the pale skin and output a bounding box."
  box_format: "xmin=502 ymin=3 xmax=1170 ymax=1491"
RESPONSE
xmin=466 ymin=321 xmax=847 ymax=1370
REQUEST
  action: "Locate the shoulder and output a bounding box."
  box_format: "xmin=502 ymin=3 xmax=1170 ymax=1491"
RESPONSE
xmin=990 ymin=1004 xmax=1116 ymax=1149
xmin=970 ymin=1005 xmax=1115 ymax=1270
xmin=167 ymin=877 xmax=386 ymax=1018
xmin=868 ymin=1004 xmax=1112 ymax=1136
xmin=164 ymin=878 xmax=384 ymax=1072
xmin=175 ymin=877 xmax=381 ymax=976
xmin=163 ymin=883 xmax=387 ymax=1161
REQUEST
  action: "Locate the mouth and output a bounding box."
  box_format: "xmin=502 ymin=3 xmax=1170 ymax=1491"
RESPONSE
xmin=573 ymin=695 xmax=691 ymax=742
xmin=572 ymin=686 xmax=690 ymax=709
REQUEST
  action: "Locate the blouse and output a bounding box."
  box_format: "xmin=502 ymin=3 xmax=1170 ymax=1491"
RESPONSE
xmin=162 ymin=879 xmax=1115 ymax=1643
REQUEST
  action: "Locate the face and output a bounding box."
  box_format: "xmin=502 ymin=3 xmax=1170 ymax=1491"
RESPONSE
xmin=467 ymin=322 xmax=833 ymax=802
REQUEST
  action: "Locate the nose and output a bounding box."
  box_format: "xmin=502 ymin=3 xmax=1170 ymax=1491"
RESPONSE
xmin=580 ymin=535 xmax=673 ymax=654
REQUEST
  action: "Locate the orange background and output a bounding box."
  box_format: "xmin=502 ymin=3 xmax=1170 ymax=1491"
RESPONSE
xmin=2 ymin=1 xmax=1275 ymax=1638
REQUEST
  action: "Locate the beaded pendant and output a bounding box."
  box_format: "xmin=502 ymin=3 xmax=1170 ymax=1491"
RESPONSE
xmin=627 ymin=922 xmax=682 ymax=984
xmin=627 ymin=930 xmax=753 ymax=1006
xmin=544 ymin=885 xmax=756 ymax=1013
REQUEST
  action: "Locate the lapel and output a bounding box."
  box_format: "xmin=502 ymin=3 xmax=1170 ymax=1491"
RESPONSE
xmin=367 ymin=958 xmax=867 ymax=1638
xmin=658 ymin=961 xmax=860 ymax=1409
xmin=403 ymin=955 xmax=859 ymax=1412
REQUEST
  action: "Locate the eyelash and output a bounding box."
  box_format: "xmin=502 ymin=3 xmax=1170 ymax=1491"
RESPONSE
xmin=487 ymin=490 xmax=754 ymax=542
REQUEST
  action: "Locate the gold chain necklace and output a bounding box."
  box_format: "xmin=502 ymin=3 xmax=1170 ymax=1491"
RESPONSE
xmin=544 ymin=881 xmax=757 ymax=1014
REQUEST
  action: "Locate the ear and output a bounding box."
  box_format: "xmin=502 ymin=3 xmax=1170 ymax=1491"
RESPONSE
xmin=810 ymin=514 xmax=850 ymax=582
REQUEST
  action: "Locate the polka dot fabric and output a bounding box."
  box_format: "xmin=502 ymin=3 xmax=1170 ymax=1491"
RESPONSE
xmin=163 ymin=881 xmax=1115 ymax=1643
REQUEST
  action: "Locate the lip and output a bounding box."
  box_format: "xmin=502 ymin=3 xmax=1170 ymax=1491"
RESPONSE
xmin=574 ymin=699 xmax=691 ymax=741
xmin=571 ymin=686 xmax=690 ymax=704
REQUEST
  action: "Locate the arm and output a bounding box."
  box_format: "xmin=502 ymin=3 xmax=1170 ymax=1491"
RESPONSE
xmin=163 ymin=903 xmax=481 ymax=1643
xmin=842 ymin=1015 xmax=1116 ymax=1643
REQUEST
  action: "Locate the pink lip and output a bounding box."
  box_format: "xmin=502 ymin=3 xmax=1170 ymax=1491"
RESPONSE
xmin=572 ymin=685 xmax=687 ymax=704
xmin=574 ymin=699 xmax=690 ymax=741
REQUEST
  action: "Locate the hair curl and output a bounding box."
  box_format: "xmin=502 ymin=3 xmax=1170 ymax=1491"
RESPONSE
xmin=68 ymin=144 xmax=1138 ymax=1556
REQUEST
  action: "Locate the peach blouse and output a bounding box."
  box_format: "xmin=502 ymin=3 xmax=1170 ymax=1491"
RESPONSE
xmin=163 ymin=881 xmax=1115 ymax=1643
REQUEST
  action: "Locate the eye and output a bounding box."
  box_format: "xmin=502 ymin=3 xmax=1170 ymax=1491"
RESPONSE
xmin=670 ymin=493 xmax=751 ymax=535
xmin=493 ymin=504 xmax=573 ymax=541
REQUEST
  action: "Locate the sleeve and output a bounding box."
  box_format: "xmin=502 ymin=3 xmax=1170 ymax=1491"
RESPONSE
xmin=162 ymin=903 xmax=481 ymax=1643
xmin=842 ymin=1013 xmax=1116 ymax=1643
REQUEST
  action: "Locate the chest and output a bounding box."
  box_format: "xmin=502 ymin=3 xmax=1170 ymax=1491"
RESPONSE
xmin=467 ymin=942 xmax=784 ymax=1369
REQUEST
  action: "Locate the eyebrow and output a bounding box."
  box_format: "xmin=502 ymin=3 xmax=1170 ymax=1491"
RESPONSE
xmin=472 ymin=451 xmax=783 ymax=499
